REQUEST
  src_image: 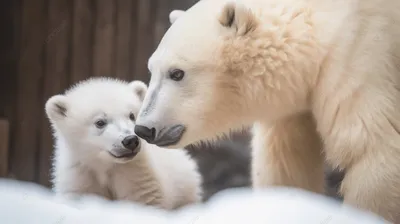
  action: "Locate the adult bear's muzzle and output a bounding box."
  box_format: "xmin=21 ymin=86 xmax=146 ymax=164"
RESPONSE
xmin=135 ymin=124 xmax=185 ymax=147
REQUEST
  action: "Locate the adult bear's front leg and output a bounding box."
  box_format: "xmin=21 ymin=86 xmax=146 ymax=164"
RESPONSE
xmin=251 ymin=112 xmax=325 ymax=194
xmin=340 ymin=149 xmax=400 ymax=223
xmin=315 ymin=95 xmax=400 ymax=222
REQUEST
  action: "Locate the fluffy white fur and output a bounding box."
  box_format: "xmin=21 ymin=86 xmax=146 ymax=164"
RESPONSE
xmin=169 ymin=10 xmax=185 ymax=24
xmin=135 ymin=0 xmax=400 ymax=222
xmin=45 ymin=77 xmax=202 ymax=210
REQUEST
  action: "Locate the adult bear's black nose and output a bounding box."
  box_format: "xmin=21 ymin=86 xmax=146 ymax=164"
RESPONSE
xmin=135 ymin=125 xmax=156 ymax=143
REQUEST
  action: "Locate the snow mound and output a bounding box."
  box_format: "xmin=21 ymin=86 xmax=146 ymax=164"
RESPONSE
xmin=0 ymin=179 xmax=388 ymax=224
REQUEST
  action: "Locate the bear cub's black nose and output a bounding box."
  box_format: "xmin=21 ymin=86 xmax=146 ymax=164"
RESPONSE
xmin=134 ymin=125 xmax=156 ymax=143
xmin=121 ymin=135 xmax=139 ymax=150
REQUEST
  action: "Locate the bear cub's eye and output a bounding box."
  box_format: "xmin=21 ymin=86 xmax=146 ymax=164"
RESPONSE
xmin=129 ymin=112 xmax=135 ymax=121
xmin=95 ymin=119 xmax=107 ymax=129
xmin=169 ymin=69 xmax=185 ymax=81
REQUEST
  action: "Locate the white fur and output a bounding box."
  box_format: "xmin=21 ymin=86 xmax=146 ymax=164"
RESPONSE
xmin=169 ymin=10 xmax=185 ymax=24
xmin=45 ymin=77 xmax=202 ymax=210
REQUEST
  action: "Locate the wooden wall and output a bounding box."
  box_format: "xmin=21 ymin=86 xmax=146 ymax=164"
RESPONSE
xmin=0 ymin=0 xmax=197 ymax=187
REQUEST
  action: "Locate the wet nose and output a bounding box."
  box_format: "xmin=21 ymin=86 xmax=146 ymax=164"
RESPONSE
xmin=135 ymin=125 xmax=156 ymax=143
xmin=121 ymin=135 xmax=139 ymax=150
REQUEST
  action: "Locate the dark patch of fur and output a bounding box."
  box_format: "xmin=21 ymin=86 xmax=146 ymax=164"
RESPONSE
xmin=185 ymin=129 xmax=344 ymax=201
xmin=325 ymin=166 xmax=345 ymax=200
xmin=223 ymin=3 xmax=236 ymax=27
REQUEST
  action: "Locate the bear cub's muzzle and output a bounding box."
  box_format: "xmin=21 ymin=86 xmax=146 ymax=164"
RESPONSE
xmin=109 ymin=135 xmax=141 ymax=159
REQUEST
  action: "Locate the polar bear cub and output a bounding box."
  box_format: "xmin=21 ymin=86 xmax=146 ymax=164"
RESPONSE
xmin=45 ymin=77 xmax=202 ymax=210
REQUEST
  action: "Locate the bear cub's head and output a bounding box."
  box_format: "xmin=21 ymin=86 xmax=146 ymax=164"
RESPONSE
xmin=45 ymin=77 xmax=148 ymax=164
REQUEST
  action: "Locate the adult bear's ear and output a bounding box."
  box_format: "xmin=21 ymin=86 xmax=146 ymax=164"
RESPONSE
xmin=45 ymin=95 xmax=68 ymax=122
xmin=169 ymin=9 xmax=185 ymax=24
xmin=219 ymin=1 xmax=258 ymax=36
xmin=129 ymin=80 xmax=148 ymax=102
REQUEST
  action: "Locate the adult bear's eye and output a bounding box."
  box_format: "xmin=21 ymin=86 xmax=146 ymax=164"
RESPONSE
xmin=169 ymin=69 xmax=185 ymax=81
xmin=95 ymin=119 xmax=107 ymax=128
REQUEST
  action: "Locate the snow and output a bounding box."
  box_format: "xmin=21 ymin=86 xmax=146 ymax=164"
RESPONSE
xmin=0 ymin=179 xmax=388 ymax=224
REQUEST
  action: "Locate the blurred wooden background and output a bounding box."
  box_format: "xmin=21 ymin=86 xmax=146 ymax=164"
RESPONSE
xmin=0 ymin=0 xmax=198 ymax=187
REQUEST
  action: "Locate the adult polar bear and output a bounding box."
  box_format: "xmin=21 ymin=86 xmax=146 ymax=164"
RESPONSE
xmin=134 ymin=0 xmax=400 ymax=222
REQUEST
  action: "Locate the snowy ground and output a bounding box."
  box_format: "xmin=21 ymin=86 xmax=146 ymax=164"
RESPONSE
xmin=0 ymin=179 xmax=388 ymax=224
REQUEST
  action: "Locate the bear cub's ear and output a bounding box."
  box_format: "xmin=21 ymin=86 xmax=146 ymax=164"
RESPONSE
xmin=129 ymin=81 xmax=148 ymax=102
xmin=219 ymin=1 xmax=258 ymax=36
xmin=169 ymin=9 xmax=185 ymax=24
xmin=45 ymin=95 xmax=68 ymax=122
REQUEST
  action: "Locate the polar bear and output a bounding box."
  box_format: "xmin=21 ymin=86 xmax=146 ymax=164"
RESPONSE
xmin=133 ymin=0 xmax=400 ymax=221
xmin=45 ymin=77 xmax=202 ymax=210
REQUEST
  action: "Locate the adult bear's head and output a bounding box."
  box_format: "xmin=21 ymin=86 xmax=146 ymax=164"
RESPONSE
xmin=135 ymin=0 xmax=321 ymax=148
